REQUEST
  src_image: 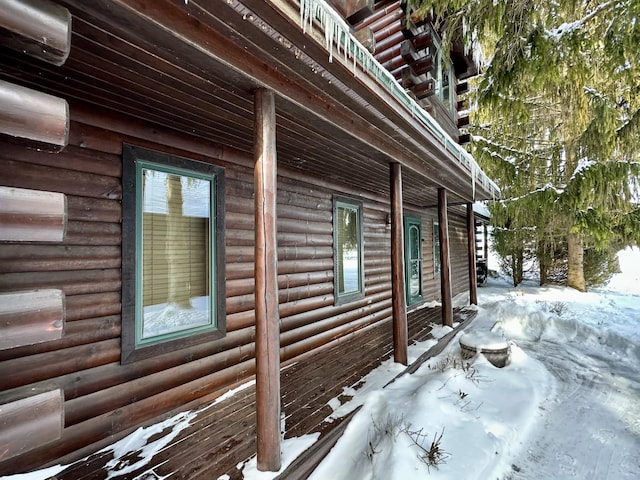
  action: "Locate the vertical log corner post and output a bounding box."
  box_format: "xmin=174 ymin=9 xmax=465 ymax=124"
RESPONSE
xmin=438 ymin=188 xmax=453 ymax=327
xmin=390 ymin=163 xmax=408 ymax=365
xmin=254 ymin=88 xmax=281 ymax=472
xmin=467 ymin=203 xmax=478 ymax=305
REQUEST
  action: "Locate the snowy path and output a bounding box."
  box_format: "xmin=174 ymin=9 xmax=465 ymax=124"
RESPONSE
xmin=488 ymin=284 xmax=640 ymax=480
xmin=507 ymin=334 xmax=640 ymax=480
xmin=248 ymin=248 xmax=640 ymax=480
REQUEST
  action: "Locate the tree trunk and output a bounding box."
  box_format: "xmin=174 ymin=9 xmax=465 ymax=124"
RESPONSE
xmin=539 ymin=259 xmax=548 ymax=286
xmin=567 ymin=231 xmax=586 ymax=292
xmin=538 ymin=241 xmax=549 ymax=286
xmin=511 ymin=248 xmax=523 ymax=287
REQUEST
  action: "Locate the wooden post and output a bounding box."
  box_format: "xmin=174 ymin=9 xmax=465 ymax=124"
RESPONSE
xmin=390 ymin=162 xmax=407 ymax=365
xmin=438 ymin=188 xmax=453 ymax=327
xmin=254 ymin=88 xmax=281 ymax=472
xmin=467 ymin=203 xmax=478 ymax=305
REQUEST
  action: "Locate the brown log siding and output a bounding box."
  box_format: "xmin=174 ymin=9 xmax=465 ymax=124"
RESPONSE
xmin=0 ymin=104 xmax=472 ymax=474
xmin=0 ymin=107 xmax=372 ymax=473
xmin=413 ymin=207 xmax=469 ymax=304
xmin=448 ymin=210 xmax=471 ymax=298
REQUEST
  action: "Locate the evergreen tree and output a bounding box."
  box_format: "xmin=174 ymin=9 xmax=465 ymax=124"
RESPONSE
xmin=409 ymin=0 xmax=640 ymax=290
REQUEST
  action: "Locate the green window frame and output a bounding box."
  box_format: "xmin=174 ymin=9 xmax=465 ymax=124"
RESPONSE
xmin=122 ymin=145 xmax=225 ymax=363
xmin=430 ymin=29 xmax=455 ymax=117
xmin=333 ymin=196 xmax=364 ymax=305
xmin=404 ymin=216 xmax=423 ymax=306
xmin=433 ymin=220 xmax=441 ymax=277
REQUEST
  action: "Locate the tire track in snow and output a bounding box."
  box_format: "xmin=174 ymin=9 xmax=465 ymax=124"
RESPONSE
xmin=504 ymin=337 xmax=640 ymax=480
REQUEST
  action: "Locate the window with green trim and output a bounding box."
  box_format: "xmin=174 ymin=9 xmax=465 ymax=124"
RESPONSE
xmin=433 ymin=220 xmax=441 ymax=277
xmin=333 ymin=196 xmax=364 ymax=305
xmin=404 ymin=216 xmax=423 ymax=306
xmin=122 ymin=145 xmax=225 ymax=363
xmin=430 ymin=30 xmax=455 ymax=117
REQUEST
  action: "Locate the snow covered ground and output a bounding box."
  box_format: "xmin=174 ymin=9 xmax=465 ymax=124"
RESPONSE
xmin=5 ymin=248 xmax=639 ymax=480
xmin=247 ymin=246 xmax=640 ymax=480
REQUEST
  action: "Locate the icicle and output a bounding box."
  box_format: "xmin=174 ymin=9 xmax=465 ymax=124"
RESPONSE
xmin=326 ymin=14 xmax=333 ymax=62
xmin=471 ymin=160 xmax=477 ymax=200
xmin=296 ymin=0 xmax=499 ymax=198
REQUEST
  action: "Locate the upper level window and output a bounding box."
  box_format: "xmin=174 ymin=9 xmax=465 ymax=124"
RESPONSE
xmin=404 ymin=216 xmax=423 ymax=306
xmin=122 ymin=145 xmax=225 ymax=363
xmin=430 ymin=31 xmax=455 ymax=116
xmin=333 ymin=196 xmax=364 ymax=305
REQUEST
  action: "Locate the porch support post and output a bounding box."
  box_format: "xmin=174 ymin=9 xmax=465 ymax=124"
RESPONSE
xmin=467 ymin=203 xmax=478 ymax=305
xmin=390 ymin=162 xmax=407 ymax=365
xmin=254 ymin=88 xmax=281 ymax=472
xmin=438 ymin=188 xmax=453 ymax=327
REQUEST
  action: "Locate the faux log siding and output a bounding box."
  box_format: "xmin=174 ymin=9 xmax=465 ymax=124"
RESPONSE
xmin=448 ymin=209 xmax=471 ymax=298
xmin=419 ymin=210 xmax=439 ymax=302
xmin=0 ymin=111 xmax=394 ymax=474
xmin=224 ymin=170 xmax=393 ymax=355
xmin=0 ymin=138 xmax=123 ymax=393
xmin=415 ymin=207 xmax=469 ymax=304
xmin=0 ymin=125 xmax=256 ymax=472
xmin=278 ymin=184 xmax=394 ymax=358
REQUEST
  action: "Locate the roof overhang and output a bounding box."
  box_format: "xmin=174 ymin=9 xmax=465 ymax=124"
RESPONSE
xmin=0 ymin=0 xmax=499 ymax=207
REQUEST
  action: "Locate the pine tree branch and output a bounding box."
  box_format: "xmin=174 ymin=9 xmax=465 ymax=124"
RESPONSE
xmin=544 ymin=1 xmax=615 ymax=42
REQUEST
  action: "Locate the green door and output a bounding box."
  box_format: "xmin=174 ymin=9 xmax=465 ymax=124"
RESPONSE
xmin=404 ymin=216 xmax=423 ymax=305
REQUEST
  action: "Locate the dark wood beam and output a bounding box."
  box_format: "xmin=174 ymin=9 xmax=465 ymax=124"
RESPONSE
xmin=467 ymin=203 xmax=478 ymax=305
xmin=390 ymin=162 xmax=407 ymax=365
xmin=254 ymin=88 xmax=281 ymax=472
xmin=438 ymin=188 xmax=453 ymax=326
xmin=0 ymin=0 xmax=71 ymax=66
xmin=327 ymin=0 xmax=374 ymax=24
xmin=54 ymin=0 xmax=492 ymax=200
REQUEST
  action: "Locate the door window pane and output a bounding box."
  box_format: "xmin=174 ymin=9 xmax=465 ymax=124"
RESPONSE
xmin=408 ymin=224 xmax=422 ymax=298
xmin=405 ymin=216 xmax=423 ymax=305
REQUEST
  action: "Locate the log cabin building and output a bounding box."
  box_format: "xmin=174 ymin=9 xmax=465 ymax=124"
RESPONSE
xmin=0 ymin=0 xmax=499 ymax=476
